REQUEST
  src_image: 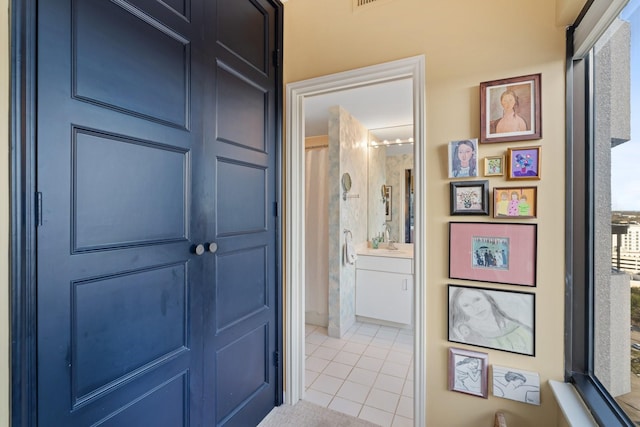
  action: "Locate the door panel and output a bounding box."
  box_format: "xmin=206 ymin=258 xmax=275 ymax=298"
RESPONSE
xmin=73 ymin=128 xmax=188 ymax=249
xmin=216 ymin=0 xmax=270 ymax=74
xmin=74 ymin=0 xmax=191 ymax=128
xmin=36 ymin=0 xmax=280 ymax=425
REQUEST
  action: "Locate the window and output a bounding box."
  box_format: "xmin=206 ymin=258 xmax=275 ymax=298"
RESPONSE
xmin=568 ymin=1 xmax=640 ymax=425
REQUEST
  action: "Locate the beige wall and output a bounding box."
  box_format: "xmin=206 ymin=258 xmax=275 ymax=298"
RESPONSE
xmin=283 ymin=0 xmax=582 ymax=425
xmin=2 ymin=0 xmax=8 ymax=424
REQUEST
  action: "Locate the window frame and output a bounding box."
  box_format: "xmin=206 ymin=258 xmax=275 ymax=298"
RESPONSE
xmin=566 ymin=20 xmax=636 ymax=427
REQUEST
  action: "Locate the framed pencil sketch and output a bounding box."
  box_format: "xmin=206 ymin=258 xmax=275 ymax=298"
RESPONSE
xmin=507 ymin=146 xmax=541 ymax=180
xmin=448 ymin=347 xmax=489 ymax=398
xmin=450 ymin=180 xmax=489 ymax=216
xmin=480 ymin=74 xmax=541 ymax=143
xmin=448 ymin=285 xmax=535 ymax=356
xmin=449 ymin=222 xmax=537 ymax=286
xmin=493 ymin=186 xmax=537 ymax=219
xmin=484 ymin=155 xmax=505 ymax=176
xmin=492 ymin=365 xmax=541 ymax=405
xmin=448 ymin=139 xmax=479 ymax=178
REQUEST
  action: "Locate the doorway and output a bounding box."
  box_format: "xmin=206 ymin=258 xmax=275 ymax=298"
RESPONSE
xmin=285 ymin=56 xmax=427 ymax=426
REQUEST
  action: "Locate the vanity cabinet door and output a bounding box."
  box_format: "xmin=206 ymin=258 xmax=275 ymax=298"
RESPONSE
xmin=355 ymin=269 xmax=413 ymax=325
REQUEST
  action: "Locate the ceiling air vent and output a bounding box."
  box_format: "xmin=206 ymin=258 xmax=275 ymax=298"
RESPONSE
xmin=353 ymin=0 xmax=394 ymax=11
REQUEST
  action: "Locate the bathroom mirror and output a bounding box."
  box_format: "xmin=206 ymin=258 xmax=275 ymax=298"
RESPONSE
xmin=341 ymin=172 xmax=352 ymax=192
xmin=368 ymin=144 xmax=414 ymax=243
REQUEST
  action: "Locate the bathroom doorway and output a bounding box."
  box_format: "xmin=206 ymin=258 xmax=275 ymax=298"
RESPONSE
xmin=285 ymin=56 xmax=427 ymax=427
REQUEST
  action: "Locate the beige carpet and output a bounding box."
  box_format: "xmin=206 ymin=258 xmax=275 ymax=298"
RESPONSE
xmin=257 ymin=400 xmax=380 ymax=427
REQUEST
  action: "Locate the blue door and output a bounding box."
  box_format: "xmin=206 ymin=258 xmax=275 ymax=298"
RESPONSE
xmin=35 ymin=0 xmax=281 ymax=425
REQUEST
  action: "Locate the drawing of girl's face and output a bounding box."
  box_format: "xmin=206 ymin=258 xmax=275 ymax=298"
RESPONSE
xmin=458 ymin=290 xmax=492 ymax=320
xmin=500 ymin=91 xmax=516 ymax=111
xmin=457 ymin=143 xmax=473 ymax=166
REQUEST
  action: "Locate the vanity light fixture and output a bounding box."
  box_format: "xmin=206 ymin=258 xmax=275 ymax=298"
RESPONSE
xmin=369 ymin=138 xmax=414 ymax=148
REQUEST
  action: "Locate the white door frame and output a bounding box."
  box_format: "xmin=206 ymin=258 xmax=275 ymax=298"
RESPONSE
xmin=284 ymin=55 xmax=427 ymax=426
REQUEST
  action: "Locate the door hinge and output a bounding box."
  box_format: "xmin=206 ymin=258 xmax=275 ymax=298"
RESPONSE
xmin=273 ymin=201 xmax=278 ymax=217
xmin=35 ymin=192 xmax=43 ymax=226
xmin=272 ymin=49 xmax=281 ymax=68
xmin=273 ymin=351 xmax=279 ymax=366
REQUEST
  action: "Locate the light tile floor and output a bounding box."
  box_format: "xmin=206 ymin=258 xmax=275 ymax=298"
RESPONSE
xmin=304 ymin=322 xmax=414 ymax=427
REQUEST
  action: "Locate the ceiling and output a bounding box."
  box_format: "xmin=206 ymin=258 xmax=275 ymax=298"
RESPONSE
xmin=303 ymin=78 xmax=414 ymax=152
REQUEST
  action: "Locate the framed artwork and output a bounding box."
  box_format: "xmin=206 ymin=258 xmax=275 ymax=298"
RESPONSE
xmin=449 ymin=222 xmax=537 ymax=286
xmin=493 ymin=186 xmax=537 ymax=219
xmin=484 ymin=155 xmax=505 ymax=176
xmin=384 ymin=185 xmax=392 ymax=221
xmin=450 ymin=180 xmax=489 ymax=216
xmin=448 ymin=139 xmax=479 ymax=178
xmin=492 ymin=365 xmax=541 ymax=405
xmin=448 ymin=347 xmax=489 ymax=398
xmin=448 ymin=284 xmax=535 ymax=356
xmin=507 ymin=146 xmax=541 ymax=180
xmin=480 ymin=74 xmax=542 ymax=143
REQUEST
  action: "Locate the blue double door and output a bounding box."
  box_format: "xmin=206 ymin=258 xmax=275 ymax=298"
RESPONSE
xmin=35 ymin=0 xmax=281 ymax=425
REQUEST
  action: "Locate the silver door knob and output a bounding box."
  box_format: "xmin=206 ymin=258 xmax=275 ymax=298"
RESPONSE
xmin=193 ymin=244 xmax=206 ymax=256
xmin=207 ymin=242 xmax=218 ymax=253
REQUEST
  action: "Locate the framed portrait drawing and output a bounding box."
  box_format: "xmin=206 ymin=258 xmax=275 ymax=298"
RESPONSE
xmin=480 ymin=74 xmax=541 ymax=143
xmin=484 ymin=155 xmax=505 ymax=176
xmin=448 ymin=347 xmax=489 ymax=398
xmin=448 ymin=139 xmax=479 ymax=179
xmin=449 ymin=222 xmax=537 ymax=286
xmin=493 ymin=186 xmax=537 ymax=219
xmin=448 ymin=285 xmax=535 ymax=356
xmin=450 ymin=180 xmax=489 ymax=216
xmin=492 ymin=365 xmax=541 ymax=405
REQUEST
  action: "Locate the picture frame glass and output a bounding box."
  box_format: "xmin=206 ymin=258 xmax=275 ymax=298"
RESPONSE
xmin=448 ymin=347 xmax=488 ymax=398
xmin=494 ymin=187 xmax=536 ymax=218
xmin=455 ymin=186 xmax=483 ymax=211
xmin=484 ymin=156 xmax=504 ymax=176
xmin=449 ymin=222 xmax=537 ymax=286
xmin=450 ymin=180 xmax=489 ymax=216
xmin=509 ymin=147 xmax=540 ymax=179
xmin=448 ymin=285 xmax=535 ymax=356
xmin=487 ymin=82 xmax=535 ymax=139
xmin=480 ymin=74 xmax=541 ymax=143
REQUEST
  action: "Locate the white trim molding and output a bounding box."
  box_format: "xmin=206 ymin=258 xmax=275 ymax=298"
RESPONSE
xmin=284 ymin=55 xmax=427 ymax=427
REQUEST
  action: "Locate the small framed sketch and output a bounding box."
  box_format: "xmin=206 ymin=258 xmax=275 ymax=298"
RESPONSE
xmin=484 ymin=155 xmax=505 ymax=176
xmin=493 ymin=186 xmax=537 ymax=218
xmin=448 ymin=285 xmax=535 ymax=356
xmin=492 ymin=365 xmax=541 ymax=405
xmin=450 ymin=180 xmax=489 ymax=216
xmin=448 ymin=347 xmax=489 ymax=398
xmin=448 ymin=139 xmax=479 ymax=178
xmin=507 ymin=146 xmax=541 ymax=180
xmin=449 ymin=222 xmax=537 ymax=286
xmin=480 ymin=73 xmax=542 ymax=143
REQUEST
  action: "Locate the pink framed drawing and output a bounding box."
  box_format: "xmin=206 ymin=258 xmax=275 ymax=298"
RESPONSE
xmin=449 ymin=222 xmax=537 ymax=287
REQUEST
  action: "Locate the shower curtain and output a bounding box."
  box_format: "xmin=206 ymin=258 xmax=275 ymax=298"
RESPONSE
xmin=305 ymin=147 xmax=329 ymax=327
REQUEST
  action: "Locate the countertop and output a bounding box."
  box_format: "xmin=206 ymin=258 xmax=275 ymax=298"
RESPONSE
xmin=356 ymin=243 xmax=414 ymax=259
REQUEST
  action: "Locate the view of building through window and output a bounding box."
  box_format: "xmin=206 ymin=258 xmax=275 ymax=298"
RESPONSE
xmin=603 ymin=0 xmax=640 ymax=422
